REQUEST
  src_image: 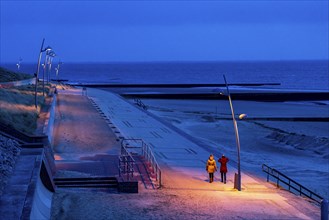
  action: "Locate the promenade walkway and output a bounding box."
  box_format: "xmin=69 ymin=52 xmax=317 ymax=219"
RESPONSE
xmin=51 ymin=87 xmax=121 ymax=177
xmin=85 ymin=88 xmax=320 ymax=219
xmin=51 ymin=87 xmax=321 ymax=219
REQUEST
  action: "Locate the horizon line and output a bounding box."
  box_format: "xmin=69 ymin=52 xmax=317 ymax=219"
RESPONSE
xmin=1 ymin=59 xmax=328 ymax=65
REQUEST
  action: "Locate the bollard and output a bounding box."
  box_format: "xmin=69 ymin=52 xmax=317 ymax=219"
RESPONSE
xmin=321 ymin=199 xmax=328 ymax=220
xmin=234 ymin=173 xmax=239 ymax=190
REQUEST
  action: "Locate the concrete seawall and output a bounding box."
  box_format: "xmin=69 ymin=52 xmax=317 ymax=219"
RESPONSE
xmin=43 ymin=94 xmax=57 ymax=146
xmin=28 ymin=93 xmax=58 ymax=219
xmin=0 ymin=89 xmax=58 ymax=220
xmin=29 ymin=163 xmax=54 ymax=219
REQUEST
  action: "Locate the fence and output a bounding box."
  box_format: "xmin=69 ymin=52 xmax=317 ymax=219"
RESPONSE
xmin=262 ymin=164 xmax=324 ymax=204
xmin=121 ymin=138 xmax=162 ymax=188
xmin=262 ymin=164 xmax=328 ymax=219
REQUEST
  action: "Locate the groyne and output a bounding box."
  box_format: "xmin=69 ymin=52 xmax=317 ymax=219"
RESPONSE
xmin=121 ymin=91 xmax=329 ymax=101
xmin=74 ymin=83 xmax=329 ymax=101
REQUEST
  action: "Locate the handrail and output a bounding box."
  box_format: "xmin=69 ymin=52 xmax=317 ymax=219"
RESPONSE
xmin=134 ymin=98 xmax=148 ymax=110
xmin=141 ymin=141 xmax=162 ymax=188
xmin=118 ymin=144 xmax=135 ymax=181
xmin=121 ymin=138 xmax=162 ymax=188
xmin=262 ymin=164 xmax=324 ymax=205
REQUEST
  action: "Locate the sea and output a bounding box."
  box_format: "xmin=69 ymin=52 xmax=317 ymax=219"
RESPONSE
xmin=2 ymin=60 xmax=328 ymax=90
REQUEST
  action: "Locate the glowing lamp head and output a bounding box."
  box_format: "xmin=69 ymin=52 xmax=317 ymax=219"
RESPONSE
xmin=45 ymin=46 xmax=52 ymax=51
xmin=238 ymin=114 xmax=247 ymax=120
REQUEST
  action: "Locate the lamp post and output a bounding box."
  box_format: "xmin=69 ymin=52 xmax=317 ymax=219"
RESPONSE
xmin=34 ymin=38 xmax=52 ymax=108
xmin=16 ymin=57 xmax=22 ymax=70
xmin=222 ymin=74 xmax=242 ymax=191
xmin=55 ymin=60 xmax=63 ymax=84
xmin=42 ymin=53 xmax=47 ymax=96
xmin=42 ymin=46 xmax=55 ymax=96
xmin=42 ymin=50 xmax=49 ymax=96
xmin=47 ymin=51 xmax=56 ymax=83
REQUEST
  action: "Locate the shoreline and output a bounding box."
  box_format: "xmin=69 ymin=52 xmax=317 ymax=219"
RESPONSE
xmin=84 ymin=85 xmax=329 ymax=101
xmin=121 ymin=92 xmax=329 ymax=101
xmin=70 ymin=82 xmax=281 ymax=87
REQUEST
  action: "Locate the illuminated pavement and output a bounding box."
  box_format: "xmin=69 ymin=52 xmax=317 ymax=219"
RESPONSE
xmin=51 ymin=87 xmax=321 ymax=219
xmin=84 ymin=88 xmax=321 ymax=219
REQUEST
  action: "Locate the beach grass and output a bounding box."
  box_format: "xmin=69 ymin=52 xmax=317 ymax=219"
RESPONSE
xmin=0 ymin=84 xmax=50 ymax=134
xmin=0 ymin=67 xmax=33 ymax=82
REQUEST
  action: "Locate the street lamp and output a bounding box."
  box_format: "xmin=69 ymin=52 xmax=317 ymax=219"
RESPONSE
xmin=16 ymin=57 xmax=22 ymax=70
xmin=47 ymin=51 xmax=56 ymax=83
xmin=55 ymin=60 xmax=63 ymax=84
xmin=42 ymin=48 xmax=53 ymax=96
xmin=222 ymin=74 xmax=244 ymax=191
xmin=34 ymin=38 xmax=52 ymax=108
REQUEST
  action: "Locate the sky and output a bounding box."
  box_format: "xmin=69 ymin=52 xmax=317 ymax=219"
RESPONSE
xmin=0 ymin=0 xmax=328 ymax=63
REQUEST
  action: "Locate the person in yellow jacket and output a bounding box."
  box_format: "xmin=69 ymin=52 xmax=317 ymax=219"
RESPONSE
xmin=206 ymin=154 xmax=217 ymax=183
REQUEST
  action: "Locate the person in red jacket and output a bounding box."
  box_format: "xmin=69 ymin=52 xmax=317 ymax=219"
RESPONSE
xmin=218 ymin=155 xmax=229 ymax=184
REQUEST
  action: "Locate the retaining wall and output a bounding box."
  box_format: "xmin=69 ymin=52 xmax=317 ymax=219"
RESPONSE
xmin=43 ymin=94 xmax=57 ymax=145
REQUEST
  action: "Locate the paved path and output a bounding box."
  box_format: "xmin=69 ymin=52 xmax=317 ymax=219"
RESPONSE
xmin=50 ymin=87 xmax=322 ymax=219
xmin=86 ymin=88 xmax=321 ymax=219
xmin=52 ymin=88 xmax=153 ymax=187
xmin=51 ymin=87 xmax=122 ymax=181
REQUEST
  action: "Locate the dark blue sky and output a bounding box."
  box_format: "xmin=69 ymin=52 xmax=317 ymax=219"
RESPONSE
xmin=0 ymin=1 xmax=328 ymax=63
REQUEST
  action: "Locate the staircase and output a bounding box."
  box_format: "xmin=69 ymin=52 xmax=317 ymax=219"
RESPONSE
xmin=54 ymin=176 xmax=118 ymax=188
xmin=134 ymin=156 xmax=155 ymax=189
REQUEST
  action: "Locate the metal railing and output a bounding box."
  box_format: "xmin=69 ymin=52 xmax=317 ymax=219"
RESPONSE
xmin=134 ymin=98 xmax=148 ymax=110
xmin=121 ymin=138 xmax=162 ymax=188
xmin=262 ymin=164 xmax=324 ymax=205
xmin=118 ymin=144 xmax=135 ymax=181
xmin=141 ymin=141 xmax=162 ymax=188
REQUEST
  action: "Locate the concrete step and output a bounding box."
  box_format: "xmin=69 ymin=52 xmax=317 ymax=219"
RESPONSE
xmin=54 ymin=177 xmax=118 ymax=188
xmin=56 ymin=184 xmax=117 ymax=188
xmin=133 ymin=156 xmax=155 ymax=189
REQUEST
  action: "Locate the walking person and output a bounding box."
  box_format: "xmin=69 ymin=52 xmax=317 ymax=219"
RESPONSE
xmin=218 ymin=155 xmax=229 ymax=184
xmin=206 ymin=154 xmax=217 ymax=183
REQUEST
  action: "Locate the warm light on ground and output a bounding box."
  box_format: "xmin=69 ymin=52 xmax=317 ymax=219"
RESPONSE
xmin=54 ymin=154 xmax=63 ymax=160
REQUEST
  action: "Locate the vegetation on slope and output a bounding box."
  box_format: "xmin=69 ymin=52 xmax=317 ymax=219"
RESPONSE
xmin=0 ymin=85 xmax=50 ymax=134
xmin=0 ymin=67 xmax=33 ymax=82
xmin=0 ymin=66 xmax=49 ymax=134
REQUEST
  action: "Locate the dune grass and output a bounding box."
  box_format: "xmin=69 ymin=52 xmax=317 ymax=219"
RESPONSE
xmin=0 ymin=84 xmax=50 ymax=135
xmin=0 ymin=67 xmax=33 ymax=82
